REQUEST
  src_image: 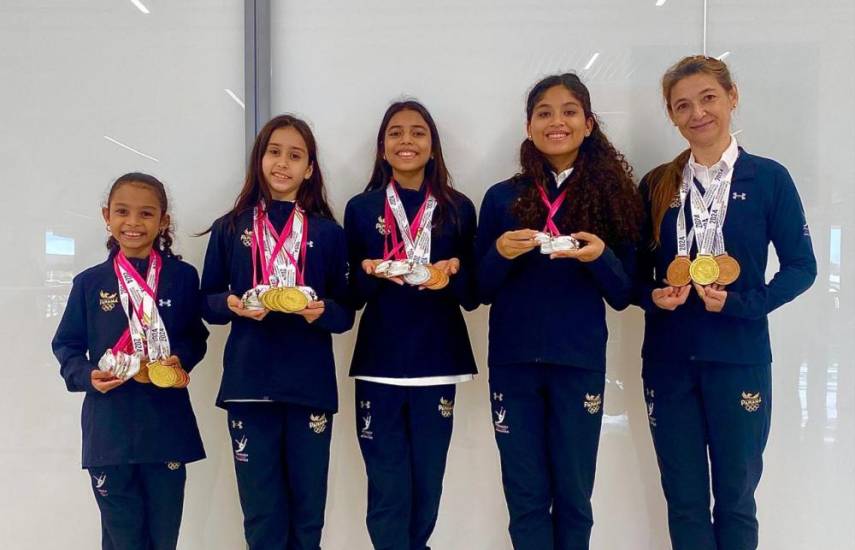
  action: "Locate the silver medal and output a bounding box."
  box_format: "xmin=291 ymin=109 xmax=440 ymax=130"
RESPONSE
xmin=403 ymin=264 xmax=431 ymax=286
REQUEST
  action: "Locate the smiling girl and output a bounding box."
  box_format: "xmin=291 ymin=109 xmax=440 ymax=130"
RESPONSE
xmin=344 ymin=100 xmax=478 ymax=550
xmin=475 ymin=74 xmax=642 ymax=550
xmin=52 ymin=172 xmax=208 ymax=550
xmin=200 ymin=115 xmax=353 ymax=549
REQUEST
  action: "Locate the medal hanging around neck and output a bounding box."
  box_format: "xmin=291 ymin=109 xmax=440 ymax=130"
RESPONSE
xmin=97 ymin=251 xmax=190 ymax=388
xmin=533 ymin=184 xmax=580 ymax=254
xmin=373 ymin=181 xmax=449 ymax=290
xmin=242 ymin=201 xmax=318 ymax=312
xmin=666 ymin=162 xmax=741 ymax=286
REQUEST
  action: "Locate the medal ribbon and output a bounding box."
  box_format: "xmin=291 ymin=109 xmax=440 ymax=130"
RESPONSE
xmin=675 ymin=158 xmax=736 ymax=258
xmin=383 ymin=181 xmax=436 ymax=264
xmin=251 ymin=201 xmax=308 ymax=287
xmin=537 ymin=184 xmax=568 ymax=236
xmin=112 ymin=250 xmax=170 ymax=361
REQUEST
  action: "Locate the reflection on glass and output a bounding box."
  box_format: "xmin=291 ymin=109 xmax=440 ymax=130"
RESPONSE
xmin=45 ymin=231 xmax=75 ymax=256
xmin=830 ymin=226 xmax=841 ymax=295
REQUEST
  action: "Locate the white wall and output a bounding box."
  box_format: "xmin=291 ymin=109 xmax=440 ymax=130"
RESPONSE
xmin=1 ymin=1 xmax=852 ymax=548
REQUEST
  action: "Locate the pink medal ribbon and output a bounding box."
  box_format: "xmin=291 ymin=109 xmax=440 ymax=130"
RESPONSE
xmin=111 ymin=250 xmax=161 ymax=355
xmin=382 ymin=181 xmax=431 ymax=261
xmin=537 ymin=184 xmax=568 ymax=236
xmin=251 ymin=203 xmax=309 ymax=287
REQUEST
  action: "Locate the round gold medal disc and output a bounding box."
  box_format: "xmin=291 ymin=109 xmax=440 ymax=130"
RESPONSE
xmin=149 ymin=361 xmax=178 ymax=388
xmin=665 ymin=256 xmax=692 ymax=287
xmin=427 ymin=269 xmax=449 ymax=290
xmin=422 ymin=266 xmax=442 ymax=288
xmin=278 ymin=287 xmax=309 ymax=313
xmin=689 ymin=254 xmax=720 ymax=285
xmin=714 ymin=254 xmax=741 ymax=285
xmin=174 ymin=368 xmax=189 ymax=389
xmin=259 ymin=288 xmax=277 ymax=311
xmin=133 ymin=363 xmax=152 ymax=384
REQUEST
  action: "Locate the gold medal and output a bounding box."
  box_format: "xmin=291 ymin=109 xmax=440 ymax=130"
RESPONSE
xmin=689 ymin=254 xmax=720 ymax=285
xmin=714 ymin=254 xmax=741 ymax=285
xmin=133 ymin=362 xmax=152 ymax=384
xmin=259 ymin=288 xmax=279 ymax=310
xmin=665 ymin=256 xmax=692 ymax=287
xmin=174 ymin=368 xmax=189 ymax=389
xmin=277 ymin=287 xmax=309 ymax=312
xmin=148 ymin=361 xmax=178 ymax=388
xmin=426 ymin=267 xmax=449 ymax=290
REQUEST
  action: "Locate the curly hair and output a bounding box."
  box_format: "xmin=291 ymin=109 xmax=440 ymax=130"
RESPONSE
xmin=105 ymin=172 xmax=180 ymax=259
xmin=511 ymin=74 xmax=642 ymax=247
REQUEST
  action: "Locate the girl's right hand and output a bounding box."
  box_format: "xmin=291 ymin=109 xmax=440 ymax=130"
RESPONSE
xmin=496 ymin=229 xmax=539 ymax=259
xmin=91 ymin=370 xmax=124 ymax=394
xmin=362 ymin=259 xmax=404 ymax=286
xmin=651 ymin=285 xmax=691 ymax=311
xmin=227 ymin=294 xmax=269 ymax=321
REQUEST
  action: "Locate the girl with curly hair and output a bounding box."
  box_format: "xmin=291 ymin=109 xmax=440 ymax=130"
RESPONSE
xmin=475 ymin=73 xmax=642 ymax=550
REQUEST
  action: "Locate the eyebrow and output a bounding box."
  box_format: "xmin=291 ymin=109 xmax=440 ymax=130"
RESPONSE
xmin=535 ymin=100 xmax=582 ymax=109
xmin=112 ymin=203 xmax=158 ymax=210
xmin=386 ymin=124 xmax=428 ymax=131
xmin=267 ymin=142 xmax=307 ymax=153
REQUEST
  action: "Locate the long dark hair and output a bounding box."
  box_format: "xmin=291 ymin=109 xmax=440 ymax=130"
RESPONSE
xmin=648 ymin=55 xmax=736 ymax=245
xmin=511 ymin=73 xmax=642 ymax=247
xmin=202 ymin=114 xmax=334 ymax=234
xmin=364 ymin=100 xmax=459 ymax=228
xmin=105 ymin=172 xmax=179 ymax=259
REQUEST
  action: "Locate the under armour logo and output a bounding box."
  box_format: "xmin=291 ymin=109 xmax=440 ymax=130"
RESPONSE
xmin=493 ymin=392 xmax=503 ymax=402
xmin=732 ymin=192 xmax=747 ymax=200
xmin=360 ymin=401 xmax=371 ymax=409
xmin=158 ymin=299 xmax=172 ymax=307
xmin=307 ymin=241 xmax=314 ymax=248
xmin=231 ymin=420 xmax=243 ymax=430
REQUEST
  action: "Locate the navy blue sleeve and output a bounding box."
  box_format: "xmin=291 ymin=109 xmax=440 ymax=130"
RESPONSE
xmin=722 ymin=166 xmax=817 ymax=320
xmin=51 ymin=274 xmax=97 ymax=393
xmin=200 ymin=220 xmax=236 ymax=325
xmin=446 ymin=197 xmax=479 ymax=311
xmin=632 ymin=178 xmax=664 ymax=314
xmin=314 ymin=226 xmax=356 ymax=334
xmin=170 ymin=267 xmax=210 ymax=372
xmin=344 ymin=198 xmax=381 ymax=311
xmin=583 ymin=243 xmax=636 ymax=311
xmin=475 ymin=187 xmax=516 ymax=305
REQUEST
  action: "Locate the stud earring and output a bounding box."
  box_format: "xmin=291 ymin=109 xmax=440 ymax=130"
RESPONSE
xmin=106 ymin=224 xmax=111 ymax=231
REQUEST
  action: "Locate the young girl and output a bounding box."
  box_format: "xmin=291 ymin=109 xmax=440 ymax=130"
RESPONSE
xmin=52 ymin=172 xmax=208 ymax=550
xmin=475 ymin=74 xmax=643 ymax=550
xmin=200 ymin=114 xmax=353 ymax=549
xmin=344 ymin=100 xmax=478 ymax=550
xmin=634 ymin=56 xmax=816 ymax=550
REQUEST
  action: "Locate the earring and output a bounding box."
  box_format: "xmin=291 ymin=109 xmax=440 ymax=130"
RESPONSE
xmin=527 ymin=135 xmax=532 ymax=140
xmin=106 ymin=224 xmax=111 ymax=231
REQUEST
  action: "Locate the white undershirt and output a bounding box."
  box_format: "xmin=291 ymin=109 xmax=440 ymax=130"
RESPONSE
xmin=689 ymin=135 xmax=739 ymax=189
xmin=552 ymin=167 xmax=574 ymax=189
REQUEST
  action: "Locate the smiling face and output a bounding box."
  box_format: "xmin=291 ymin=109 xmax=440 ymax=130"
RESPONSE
xmin=383 ymin=109 xmax=433 ymax=186
xmin=102 ymin=182 xmax=169 ymax=258
xmin=668 ymin=72 xmax=738 ymax=152
xmin=527 ymin=85 xmax=593 ymax=172
xmin=261 ymin=126 xmax=314 ymax=201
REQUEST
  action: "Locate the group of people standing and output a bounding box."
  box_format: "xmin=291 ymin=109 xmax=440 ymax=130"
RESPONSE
xmin=52 ymin=54 xmax=816 ymax=550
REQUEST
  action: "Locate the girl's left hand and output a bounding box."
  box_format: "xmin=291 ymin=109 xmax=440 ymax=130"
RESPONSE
xmin=293 ymin=300 xmax=325 ymax=323
xmin=160 ymin=355 xmax=183 ymax=370
xmin=693 ymin=283 xmax=727 ymax=312
xmin=549 ymin=231 xmax=605 ymax=262
xmin=432 ymin=258 xmax=460 ymax=276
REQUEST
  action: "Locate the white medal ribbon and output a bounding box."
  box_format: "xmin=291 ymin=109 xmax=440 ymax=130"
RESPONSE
xmin=116 ymin=255 xmax=171 ymax=361
xmin=386 ymin=184 xmax=437 ymax=265
xmin=677 ymin=160 xmax=735 ymax=257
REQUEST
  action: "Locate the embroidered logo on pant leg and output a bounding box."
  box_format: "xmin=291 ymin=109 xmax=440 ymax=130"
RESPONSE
xmin=740 ymin=392 xmax=762 ymax=413
xmin=231 ymin=419 xmax=243 ymax=430
xmin=583 ymin=393 xmax=602 ymax=415
xmin=167 ymin=461 xmax=181 ymax=471
xmin=494 ymin=406 xmax=510 ymax=434
xmin=438 ymin=397 xmax=454 ymax=418
xmin=93 ymin=473 xmax=108 ymax=496
xmin=234 ymin=435 xmax=249 ymax=463
xmin=645 ymin=387 xmax=657 ymax=427
xmin=360 ymin=414 xmax=374 ymax=440
xmin=309 ymin=413 xmax=328 ymax=434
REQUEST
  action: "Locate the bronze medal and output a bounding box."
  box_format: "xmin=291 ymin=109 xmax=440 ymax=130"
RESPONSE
xmin=133 ymin=362 xmax=152 ymax=384
xmin=689 ymin=254 xmax=720 ymax=286
xmin=665 ymin=256 xmax=692 ymax=287
xmin=714 ymin=254 xmax=741 ymax=285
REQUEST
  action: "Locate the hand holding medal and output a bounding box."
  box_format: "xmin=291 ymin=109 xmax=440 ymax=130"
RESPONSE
xmin=497 ymin=229 xmax=539 ymax=259
xmin=693 ymin=282 xmax=727 ymax=312
xmin=548 ymin=231 xmax=604 ymax=262
xmin=229 ymin=294 xmax=270 ymax=320
xmin=148 ymin=355 xmax=190 ymax=389
xmin=91 ymin=369 xmax=125 ymax=394
xmin=651 ymin=284 xmax=691 ymax=311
